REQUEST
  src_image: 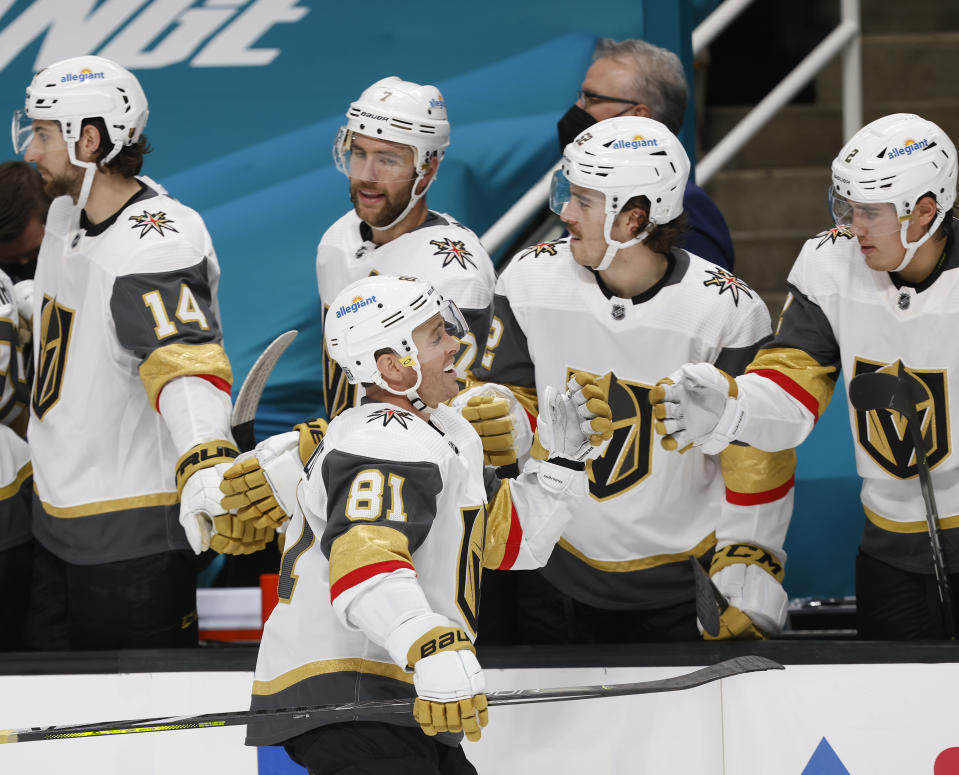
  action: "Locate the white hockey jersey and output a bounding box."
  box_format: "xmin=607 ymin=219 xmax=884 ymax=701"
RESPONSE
xmin=30 ymin=180 xmax=232 ymax=564
xmin=0 ymin=268 xmax=31 ymax=552
xmin=249 ymin=401 xmax=584 ymax=745
xmin=316 ymin=209 xmax=495 ymax=418
xmin=738 ymin=223 xmax=959 ymax=574
xmin=473 ymin=238 xmax=794 ymax=608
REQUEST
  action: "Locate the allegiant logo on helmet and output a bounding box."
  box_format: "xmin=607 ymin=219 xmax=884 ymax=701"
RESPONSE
xmin=429 ymin=98 xmax=444 ymax=108
xmin=60 ymin=69 xmax=106 ymax=84
xmin=335 ymin=295 xmax=378 ymax=318
xmin=888 ymin=138 xmax=929 ymax=159
xmin=610 ymin=136 xmax=659 ymax=150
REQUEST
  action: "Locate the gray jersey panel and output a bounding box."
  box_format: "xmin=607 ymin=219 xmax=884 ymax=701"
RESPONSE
xmin=319 ymin=449 xmax=444 ymax=559
xmin=472 ymin=292 xmax=535 ymax=388
xmin=110 ymin=258 xmax=222 ymax=359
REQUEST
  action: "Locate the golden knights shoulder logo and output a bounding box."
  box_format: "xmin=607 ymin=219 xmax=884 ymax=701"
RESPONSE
xmin=129 ymin=210 xmax=178 ymax=238
xmin=366 ymin=408 xmax=414 ymax=428
xmin=852 ymin=358 xmax=950 ymax=479
xmin=702 ymin=267 xmax=754 ymax=306
xmin=33 ymin=295 xmax=76 ymax=420
xmin=517 ymin=239 xmax=562 ymax=261
xmin=429 ymin=237 xmax=476 ymax=270
xmin=568 ymin=369 xmax=654 ymax=501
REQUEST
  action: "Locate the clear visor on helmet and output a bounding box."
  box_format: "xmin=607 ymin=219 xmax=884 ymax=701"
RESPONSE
xmin=549 ymin=169 xmax=571 ymax=216
xmin=439 ymin=297 xmax=468 ymax=340
xmin=829 ymin=188 xmax=907 ymax=237
xmin=11 ymin=110 xmax=65 ymax=155
xmin=333 ymin=126 xmax=419 ymax=183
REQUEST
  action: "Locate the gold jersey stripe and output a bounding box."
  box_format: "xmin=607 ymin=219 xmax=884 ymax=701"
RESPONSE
xmin=328 ymin=525 xmax=413 ymax=590
xmin=864 ymin=505 xmax=959 ymax=534
xmin=557 ymin=532 xmax=716 ymax=572
xmin=720 ymin=445 xmax=796 ymax=493
xmin=747 ymin=346 xmax=837 ymax=419
xmin=139 ymin=342 xmax=233 ymax=408
xmin=0 ymin=462 xmax=31 ymax=502
xmin=251 ymin=657 xmax=412 ymax=696
xmin=36 ymin=485 xmax=178 ymax=518
xmin=483 ymin=480 xmax=514 ymax=570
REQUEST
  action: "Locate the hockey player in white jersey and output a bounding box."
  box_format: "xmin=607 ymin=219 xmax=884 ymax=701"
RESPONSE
xmin=11 ymin=56 xmax=268 ymax=650
xmin=651 ymin=113 xmax=959 ymax=639
xmin=319 ymin=76 xmax=496 ymax=419
xmin=469 ymin=116 xmax=794 ymax=643
xmin=219 ymin=78 xmax=498 ymax=546
xmin=245 ymin=275 xmax=610 ymax=773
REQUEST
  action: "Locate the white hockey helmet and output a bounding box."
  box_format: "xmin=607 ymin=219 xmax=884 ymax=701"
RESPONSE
xmin=12 ymin=55 xmax=149 ymax=164
xmin=324 ymin=274 xmax=467 ymax=411
xmin=333 ymin=77 xmax=450 ymax=231
xmin=12 ymin=56 xmax=148 ymax=224
xmin=830 ymin=113 xmax=957 ymax=272
xmin=551 ymin=116 xmax=689 ymax=270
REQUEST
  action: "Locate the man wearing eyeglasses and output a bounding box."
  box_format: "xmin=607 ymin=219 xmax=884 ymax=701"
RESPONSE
xmin=556 ymin=38 xmax=735 ymax=271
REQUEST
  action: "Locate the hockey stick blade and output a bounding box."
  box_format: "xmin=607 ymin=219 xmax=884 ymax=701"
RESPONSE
xmin=0 ymin=656 xmax=782 ymax=744
xmin=690 ymin=556 xmax=726 ymax=637
xmin=231 ymin=330 xmax=297 ymax=451
xmin=848 ymin=368 xmax=926 ymax=413
xmin=848 ymin=371 xmax=901 ymax=411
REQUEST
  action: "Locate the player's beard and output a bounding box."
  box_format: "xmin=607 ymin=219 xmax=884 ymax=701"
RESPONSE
xmin=349 ymin=180 xmax=412 ymax=229
xmin=43 ymin=164 xmax=85 ymax=201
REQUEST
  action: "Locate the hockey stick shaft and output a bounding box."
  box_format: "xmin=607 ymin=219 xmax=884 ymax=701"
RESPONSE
xmin=848 ymin=370 xmax=956 ymax=637
xmin=0 ymin=655 xmax=781 ymax=744
xmin=901 ymin=404 xmax=956 ymax=637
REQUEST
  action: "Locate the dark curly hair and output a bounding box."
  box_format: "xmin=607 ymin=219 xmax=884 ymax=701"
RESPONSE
xmin=81 ymin=117 xmax=152 ymax=178
xmin=621 ymin=194 xmax=687 ymax=255
xmin=0 ymin=160 xmax=51 ymax=242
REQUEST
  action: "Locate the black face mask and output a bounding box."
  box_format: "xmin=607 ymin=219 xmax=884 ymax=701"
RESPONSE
xmin=556 ymin=104 xmax=597 ymax=155
xmin=0 ymin=257 xmax=36 ymax=284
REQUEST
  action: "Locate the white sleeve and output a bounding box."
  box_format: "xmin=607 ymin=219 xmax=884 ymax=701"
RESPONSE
xmin=483 ymin=458 xmax=587 ymax=571
xmin=734 ymin=372 xmax=818 ymax=451
xmin=337 ymin=568 xmax=460 ymax=668
xmin=157 ymin=375 xmax=235 ymax=455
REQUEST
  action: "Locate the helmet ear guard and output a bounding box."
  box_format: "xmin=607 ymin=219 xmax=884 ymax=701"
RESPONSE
xmin=555 ymin=116 xmax=689 ymax=270
xmin=830 ymin=113 xmax=957 ymax=271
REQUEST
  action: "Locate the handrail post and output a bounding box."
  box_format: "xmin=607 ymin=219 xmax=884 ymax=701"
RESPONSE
xmin=840 ymin=0 xmax=863 ymax=141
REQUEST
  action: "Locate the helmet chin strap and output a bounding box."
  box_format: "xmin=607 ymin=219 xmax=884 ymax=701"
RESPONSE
xmin=891 ymin=210 xmax=945 ymax=273
xmin=66 ymin=137 xmax=123 ymax=232
xmin=373 ymin=362 xmax=433 ymax=413
xmin=368 ymin=167 xmax=435 ymax=233
xmin=596 ymin=219 xmax=653 ymax=271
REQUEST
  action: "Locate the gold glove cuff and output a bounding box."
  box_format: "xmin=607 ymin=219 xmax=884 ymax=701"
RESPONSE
xmin=175 ymin=439 xmax=240 ymax=496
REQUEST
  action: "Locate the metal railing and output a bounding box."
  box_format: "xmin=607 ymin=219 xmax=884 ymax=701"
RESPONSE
xmin=480 ymin=0 xmax=861 ymax=254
